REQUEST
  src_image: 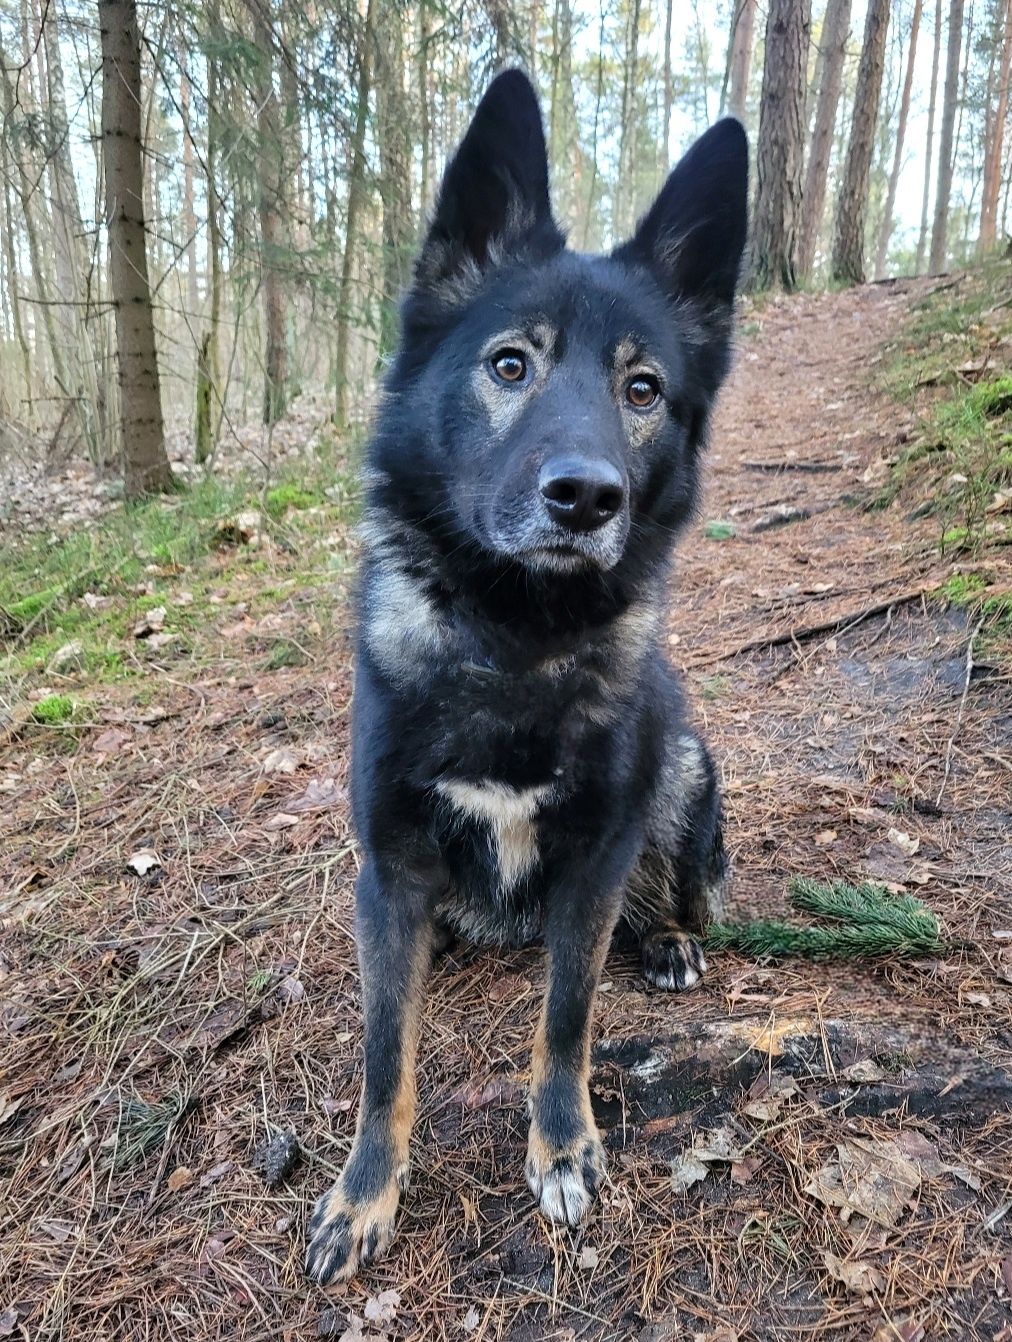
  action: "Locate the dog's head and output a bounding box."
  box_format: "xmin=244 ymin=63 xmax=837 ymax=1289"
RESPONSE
xmin=374 ymin=69 xmax=747 ymax=581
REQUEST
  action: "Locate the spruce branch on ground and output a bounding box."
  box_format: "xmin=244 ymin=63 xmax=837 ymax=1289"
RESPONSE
xmin=706 ymin=878 xmax=945 ymax=961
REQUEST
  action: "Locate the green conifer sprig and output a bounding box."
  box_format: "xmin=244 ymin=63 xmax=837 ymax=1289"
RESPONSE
xmin=705 ymin=878 xmax=944 ymax=961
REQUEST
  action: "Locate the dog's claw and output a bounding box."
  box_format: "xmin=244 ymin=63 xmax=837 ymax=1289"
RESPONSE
xmin=305 ymin=1181 xmax=400 ymax=1285
xmin=527 ymin=1137 xmax=606 ymax=1228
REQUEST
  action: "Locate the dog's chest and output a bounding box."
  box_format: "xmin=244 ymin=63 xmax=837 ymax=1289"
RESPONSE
xmin=433 ymin=775 xmax=556 ymax=944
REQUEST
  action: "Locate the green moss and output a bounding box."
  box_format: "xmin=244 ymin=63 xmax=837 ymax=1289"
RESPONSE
xmin=6 ymin=588 xmax=60 ymax=626
xmin=264 ymin=483 xmax=321 ymax=517
xmin=32 ymin=694 xmax=76 ymax=724
xmin=264 ymin=639 xmax=307 ymax=670
xmin=705 ymin=520 xmax=736 ymax=541
xmin=938 ymin=573 xmax=987 ymax=604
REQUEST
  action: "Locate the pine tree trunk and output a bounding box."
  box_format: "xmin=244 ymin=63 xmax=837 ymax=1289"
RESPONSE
xmin=662 ymin=0 xmax=674 ymax=161
xmin=916 ymin=0 xmax=944 ymax=273
xmin=830 ymin=0 xmax=890 ymax=285
xmin=197 ymin=16 xmax=224 ymax=465
xmin=416 ymin=1 xmax=432 ymax=218
xmin=751 ymin=0 xmax=812 ymax=291
xmin=252 ymin=2 xmax=290 ymax=425
xmin=874 ymin=0 xmax=922 ymax=278
xmin=377 ymin=1 xmax=414 ymax=358
xmin=929 ymin=0 xmax=965 ymax=273
xmin=334 ymin=0 xmax=376 ymax=429
xmin=726 ymin=0 xmax=757 ymax=122
xmin=99 ymin=0 xmax=173 ymax=498
xmin=616 ymin=0 xmax=642 ymax=235
xmin=797 ymin=0 xmax=852 ymax=279
xmin=979 ymin=0 xmax=1012 ymax=251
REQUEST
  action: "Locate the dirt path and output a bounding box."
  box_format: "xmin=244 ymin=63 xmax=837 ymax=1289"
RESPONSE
xmin=3 ymin=284 xmax=1010 ymax=1342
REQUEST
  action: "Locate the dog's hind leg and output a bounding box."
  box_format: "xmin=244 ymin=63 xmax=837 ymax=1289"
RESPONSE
xmin=305 ymin=862 xmax=433 ymax=1284
xmin=623 ymin=729 xmax=727 ymax=991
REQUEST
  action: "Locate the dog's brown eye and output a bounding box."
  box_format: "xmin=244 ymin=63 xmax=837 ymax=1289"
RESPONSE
xmin=491 ymin=350 xmax=526 ymax=383
xmin=626 ymin=375 xmax=660 ymax=409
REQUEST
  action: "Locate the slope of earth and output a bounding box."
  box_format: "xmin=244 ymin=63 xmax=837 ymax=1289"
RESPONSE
xmin=1 ymin=280 xmax=1010 ymax=1342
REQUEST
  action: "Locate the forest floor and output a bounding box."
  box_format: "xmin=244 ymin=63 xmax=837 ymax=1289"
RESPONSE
xmin=2 ymin=268 xmax=1012 ymax=1342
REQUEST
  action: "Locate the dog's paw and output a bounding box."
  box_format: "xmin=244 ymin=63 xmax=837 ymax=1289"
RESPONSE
xmin=526 ymin=1131 xmax=606 ymax=1228
xmin=641 ymin=927 xmax=707 ymax=991
xmin=305 ymin=1168 xmax=405 ymax=1284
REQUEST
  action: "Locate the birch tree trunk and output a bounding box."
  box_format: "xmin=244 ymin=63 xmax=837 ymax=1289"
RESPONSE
xmin=797 ymin=0 xmax=852 ymax=279
xmin=874 ymin=0 xmax=923 ymax=278
xmin=751 ymin=0 xmax=812 ymax=291
xmin=830 ymin=0 xmax=891 ymax=284
xmin=99 ymin=0 xmax=173 ymax=497
xmin=929 ymin=0 xmax=965 ymax=273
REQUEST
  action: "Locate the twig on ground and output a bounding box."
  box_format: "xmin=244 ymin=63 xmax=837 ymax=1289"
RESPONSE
xmin=689 ymin=590 xmax=930 ymax=666
xmin=936 ymin=614 xmax=986 ymax=805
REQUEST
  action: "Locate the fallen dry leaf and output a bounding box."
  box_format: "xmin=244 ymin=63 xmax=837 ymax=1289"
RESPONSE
xmin=264 ymin=812 xmax=300 ymax=831
xmin=744 ymin=1072 xmax=799 ymax=1120
xmin=0 ymin=1308 xmax=17 ymax=1336
xmin=814 ymin=829 xmax=838 ymax=846
xmin=886 ymin=826 xmax=920 ymax=857
xmin=167 ymin=1165 xmax=193 ymax=1193
xmin=263 ymin=746 xmax=301 ymax=775
xmin=805 ymin=1132 xmax=962 ymax=1229
xmin=93 ymin=727 xmax=131 ymax=755
xmin=286 ymin=776 xmax=346 ymax=812
xmin=842 ymin=1059 xmax=890 ymax=1083
xmin=276 ymin=974 xmax=306 ymax=1005
xmin=746 ymin=1016 xmax=813 ymax=1057
xmin=363 ymin=1289 xmax=400 ymax=1325
xmin=823 ymin=1249 xmax=886 ymax=1294
xmin=199 ymin=1160 xmax=233 ymax=1188
xmin=461 ymin=1305 xmax=481 ymax=1333
xmin=578 ymin=1245 xmax=600 ymax=1269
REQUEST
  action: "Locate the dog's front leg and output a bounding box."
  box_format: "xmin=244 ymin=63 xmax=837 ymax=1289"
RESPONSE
xmin=306 ymin=861 xmax=433 ymax=1284
xmin=526 ymin=881 xmax=622 ymax=1227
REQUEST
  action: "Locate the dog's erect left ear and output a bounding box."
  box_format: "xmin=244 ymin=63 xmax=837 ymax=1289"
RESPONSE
xmin=412 ymin=69 xmax=563 ymax=300
xmin=614 ymin=119 xmax=748 ymax=307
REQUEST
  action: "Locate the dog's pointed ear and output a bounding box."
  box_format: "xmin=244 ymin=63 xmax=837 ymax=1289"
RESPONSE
xmin=411 ymin=69 xmax=563 ymax=304
xmin=614 ymin=119 xmax=748 ymax=307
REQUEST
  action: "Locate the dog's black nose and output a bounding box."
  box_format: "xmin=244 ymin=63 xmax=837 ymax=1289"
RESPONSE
xmin=539 ymin=457 xmax=626 ymax=532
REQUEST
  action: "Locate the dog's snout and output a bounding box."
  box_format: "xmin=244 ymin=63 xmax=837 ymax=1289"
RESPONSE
xmin=539 ymin=457 xmax=626 ymax=532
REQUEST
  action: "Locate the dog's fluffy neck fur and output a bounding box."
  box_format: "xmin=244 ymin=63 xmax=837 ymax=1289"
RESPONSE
xmin=362 ymin=495 xmax=671 ymax=680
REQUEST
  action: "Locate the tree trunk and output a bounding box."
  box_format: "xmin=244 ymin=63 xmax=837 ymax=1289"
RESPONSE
xmin=99 ymin=0 xmax=173 ymax=498
xmin=726 ymin=0 xmax=757 ymax=122
xmin=252 ymin=0 xmax=290 ymax=425
xmin=416 ymin=1 xmax=432 ymax=218
xmin=797 ymin=0 xmax=852 ymax=279
xmin=929 ymin=0 xmax=965 ymax=273
xmin=0 ymin=125 xmax=33 ymax=423
xmin=334 ymin=0 xmax=377 ymax=429
xmin=916 ymin=0 xmax=944 ymax=273
xmin=616 ymin=0 xmax=642 ymax=235
xmin=179 ymin=45 xmax=199 ymax=316
xmin=979 ymin=0 xmax=1012 ymax=251
xmin=751 ymin=0 xmax=812 ymax=291
xmin=830 ymin=0 xmax=890 ymax=285
xmin=874 ymin=0 xmax=923 ymax=278
xmin=377 ymin=0 xmax=414 ymax=359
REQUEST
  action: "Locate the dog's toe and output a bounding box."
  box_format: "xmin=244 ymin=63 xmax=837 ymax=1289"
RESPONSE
xmin=641 ymin=927 xmax=707 ymax=991
xmin=527 ymin=1137 xmax=606 ymax=1228
xmin=305 ymin=1178 xmax=401 ymax=1285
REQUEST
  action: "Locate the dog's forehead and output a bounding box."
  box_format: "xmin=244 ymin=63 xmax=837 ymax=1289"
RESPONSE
xmin=478 ymin=252 xmax=680 ymax=362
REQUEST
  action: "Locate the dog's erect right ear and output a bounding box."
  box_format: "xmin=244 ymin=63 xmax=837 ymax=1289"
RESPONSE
xmin=614 ymin=118 xmax=748 ymax=308
xmin=411 ymin=70 xmax=563 ymax=306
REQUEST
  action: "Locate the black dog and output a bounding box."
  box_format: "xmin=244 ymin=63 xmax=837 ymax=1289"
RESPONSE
xmin=306 ymin=69 xmax=747 ymax=1284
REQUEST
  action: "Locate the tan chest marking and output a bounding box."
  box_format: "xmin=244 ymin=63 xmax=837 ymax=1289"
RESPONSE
xmin=436 ymin=778 xmax=554 ymax=892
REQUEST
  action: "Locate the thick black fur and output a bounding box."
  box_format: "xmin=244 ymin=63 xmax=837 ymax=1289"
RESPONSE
xmin=306 ymin=69 xmax=748 ymax=1284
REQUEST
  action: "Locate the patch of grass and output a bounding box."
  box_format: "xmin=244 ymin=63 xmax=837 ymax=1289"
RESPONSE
xmin=700 ymin=674 xmax=731 ymax=700
xmin=879 ymin=270 xmax=1012 ymax=550
xmin=31 ymin=693 xmax=77 ymax=724
xmin=1 ymin=459 xmax=359 ymax=695
xmin=938 ymin=572 xmax=987 ymax=604
xmin=113 ymin=1092 xmax=194 ymax=1171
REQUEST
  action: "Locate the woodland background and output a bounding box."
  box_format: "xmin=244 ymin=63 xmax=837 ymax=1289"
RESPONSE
xmin=1 ymin=0 xmax=1011 ymax=498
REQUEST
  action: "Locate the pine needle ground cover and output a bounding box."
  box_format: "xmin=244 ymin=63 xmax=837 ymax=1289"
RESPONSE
xmin=2 ymin=283 xmax=1010 ymax=1341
